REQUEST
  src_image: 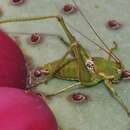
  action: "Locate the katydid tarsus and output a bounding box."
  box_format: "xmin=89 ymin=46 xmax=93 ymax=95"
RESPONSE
xmin=0 ymin=1 xmax=130 ymax=116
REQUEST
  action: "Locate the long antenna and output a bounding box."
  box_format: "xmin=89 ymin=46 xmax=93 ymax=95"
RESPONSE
xmin=72 ymin=0 xmax=121 ymax=63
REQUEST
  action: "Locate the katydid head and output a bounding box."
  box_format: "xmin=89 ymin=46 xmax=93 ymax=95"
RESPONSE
xmin=26 ymin=67 xmax=49 ymax=88
xmin=121 ymin=70 xmax=130 ymax=80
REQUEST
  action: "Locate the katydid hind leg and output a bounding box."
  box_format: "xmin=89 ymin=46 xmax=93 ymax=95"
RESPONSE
xmin=104 ymin=80 xmax=130 ymax=116
xmin=57 ymin=35 xmax=75 ymax=57
xmin=57 ymin=35 xmax=70 ymax=47
xmin=74 ymin=44 xmax=92 ymax=84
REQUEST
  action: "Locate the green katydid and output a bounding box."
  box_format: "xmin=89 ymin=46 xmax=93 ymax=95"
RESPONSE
xmin=0 ymin=2 xmax=130 ymax=116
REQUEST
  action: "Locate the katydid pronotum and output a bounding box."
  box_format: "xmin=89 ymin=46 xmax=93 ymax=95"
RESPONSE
xmin=0 ymin=2 xmax=130 ymax=117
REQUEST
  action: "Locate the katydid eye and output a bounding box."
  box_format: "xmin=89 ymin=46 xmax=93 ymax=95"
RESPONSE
xmin=34 ymin=69 xmax=43 ymax=77
xmin=33 ymin=67 xmax=49 ymax=78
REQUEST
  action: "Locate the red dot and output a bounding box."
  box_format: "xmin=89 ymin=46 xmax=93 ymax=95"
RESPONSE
xmin=31 ymin=33 xmax=40 ymax=42
xmin=10 ymin=0 xmax=25 ymax=5
xmin=68 ymin=92 xmax=90 ymax=103
xmin=73 ymin=93 xmax=83 ymax=100
xmin=13 ymin=0 xmax=21 ymax=2
xmin=106 ymin=20 xmax=122 ymax=30
xmin=121 ymin=70 xmax=130 ymax=79
xmin=27 ymin=33 xmax=42 ymax=45
xmin=63 ymin=4 xmax=77 ymax=14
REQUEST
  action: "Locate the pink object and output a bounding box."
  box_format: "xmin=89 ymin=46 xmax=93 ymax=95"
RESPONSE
xmin=0 ymin=87 xmax=58 ymax=130
xmin=0 ymin=30 xmax=27 ymax=88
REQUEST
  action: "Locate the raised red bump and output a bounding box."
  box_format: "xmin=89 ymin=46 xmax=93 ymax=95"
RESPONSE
xmin=121 ymin=70 xmax=130 ymax=79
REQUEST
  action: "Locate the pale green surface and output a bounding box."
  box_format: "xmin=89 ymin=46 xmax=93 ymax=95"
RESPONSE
xmin=0 ymin=0 xmax=130 ymax=130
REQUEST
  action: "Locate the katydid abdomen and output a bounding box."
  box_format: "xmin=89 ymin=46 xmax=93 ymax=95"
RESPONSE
xmin=43 ymin=58 xmax=78 ymax=81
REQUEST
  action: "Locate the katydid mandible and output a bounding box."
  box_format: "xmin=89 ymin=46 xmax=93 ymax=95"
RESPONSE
xmin=0 ymin=11 xmax=130 ymax=116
